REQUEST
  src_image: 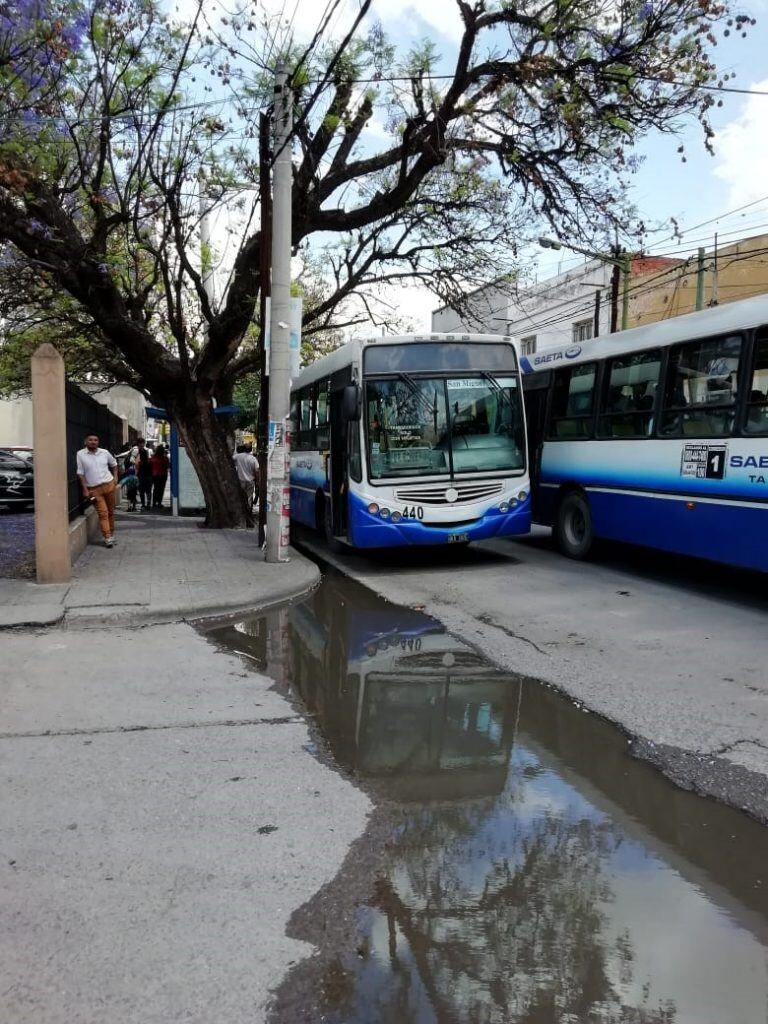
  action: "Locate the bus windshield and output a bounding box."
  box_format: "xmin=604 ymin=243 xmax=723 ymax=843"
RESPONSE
xmin=366 ymin=375 xmax=525 ymax=479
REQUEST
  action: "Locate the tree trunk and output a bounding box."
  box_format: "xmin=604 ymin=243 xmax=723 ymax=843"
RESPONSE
xmin=171 ymin=388 xmax=251 ymax=529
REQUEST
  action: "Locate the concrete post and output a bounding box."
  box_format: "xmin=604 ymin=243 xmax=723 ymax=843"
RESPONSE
xmin=31 ymin=343 xmax=71 ymax=583
xmin=266 ymin=64 xmax=293 ymax=563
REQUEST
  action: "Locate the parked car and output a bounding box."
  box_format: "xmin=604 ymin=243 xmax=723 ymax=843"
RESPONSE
xmin=0 ymin=449 xmax=35 ymax=511
xmin=4 ymin=446 xmax=33 ymax=463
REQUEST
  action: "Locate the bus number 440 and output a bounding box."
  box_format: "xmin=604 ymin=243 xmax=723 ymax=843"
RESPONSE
xmin=402 ymin=506 xmax=424 ymax=520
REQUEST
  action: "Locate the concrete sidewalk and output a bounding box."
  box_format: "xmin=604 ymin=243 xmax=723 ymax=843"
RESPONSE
xmin=0 ymin=514 xmax=319 ymax=628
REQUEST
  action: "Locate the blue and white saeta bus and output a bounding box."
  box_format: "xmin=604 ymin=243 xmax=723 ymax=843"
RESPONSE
xmin=521 ymin=295 xmax=768 ymax=572
xmin=289 ymin=333 xmax=530 ymax=549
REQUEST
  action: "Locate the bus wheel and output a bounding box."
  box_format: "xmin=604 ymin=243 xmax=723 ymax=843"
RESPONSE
xmin=556 ymin=491 xmax=593 ymax=560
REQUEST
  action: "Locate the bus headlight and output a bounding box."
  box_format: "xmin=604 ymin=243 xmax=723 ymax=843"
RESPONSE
xmin=391 ymin=510 xmax=402 ymax=523
xmin=368 ymin=502 xmax=379 ymax=515
xmin=518 ymin=490 xmax=528 ymax=502
xmin=499 ymin=502 xmax=510 ymax=513
xmin=380 ymin=508 xmax=391 ymax=520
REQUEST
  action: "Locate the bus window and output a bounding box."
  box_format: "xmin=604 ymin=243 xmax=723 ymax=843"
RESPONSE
xmin=547 ymin=363 xmax=596 ymax=439
xmin=598 ymin=350 xmax=661 ymax=438
xmin=745 ymin=329 xmax=768 ymax=434
xmin=296 ymin=388 xmax=314 ymax=450
xmin=348 ymin=419 xmax=362 ymax=481
xmin=662 ymin=334 xmax=741 ymax=437
xmin=316 ymin=380 xmax=330 ymax=448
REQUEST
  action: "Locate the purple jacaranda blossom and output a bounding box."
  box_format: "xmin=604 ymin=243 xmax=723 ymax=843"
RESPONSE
xmin=28 ymin=218 xmax=53 ymax=239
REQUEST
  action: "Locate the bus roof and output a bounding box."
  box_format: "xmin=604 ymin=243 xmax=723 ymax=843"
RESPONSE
xmin=293 ymin=332 xmax=516 ymax=391
xmin=521 ymin=293 xmax=768 ymax=374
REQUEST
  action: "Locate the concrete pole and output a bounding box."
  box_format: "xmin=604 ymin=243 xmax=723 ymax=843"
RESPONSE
xmin=266 ymin=64 xmax=292 ymax=563
xmin=31 ymin=343 xmax=71 ymax=583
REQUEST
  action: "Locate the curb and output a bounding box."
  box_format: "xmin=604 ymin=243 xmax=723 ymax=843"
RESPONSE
xmin=1 ymin=554 xmax=321 ymax=631
xmin=64 ymin=562 xmax=321 ymax=628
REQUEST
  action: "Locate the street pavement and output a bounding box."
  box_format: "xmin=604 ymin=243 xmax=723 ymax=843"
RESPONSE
xmin=0 ymin=513 xmax=319 ymax=628
xmin=3 ymin=516 xmax=767 ymax=1021
xmin=298 ymin=526 xmax=768 ymax=823
xmin=0 ymin=517 xmax=370 ymax=1024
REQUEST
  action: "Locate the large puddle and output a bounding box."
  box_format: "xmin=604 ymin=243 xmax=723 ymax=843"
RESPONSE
xmin=209 ymin=572 xmax=768 ymax=1024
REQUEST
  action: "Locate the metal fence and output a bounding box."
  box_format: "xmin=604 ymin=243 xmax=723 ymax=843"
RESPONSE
xmin=65 ymin=384 xmax=139 ymax=521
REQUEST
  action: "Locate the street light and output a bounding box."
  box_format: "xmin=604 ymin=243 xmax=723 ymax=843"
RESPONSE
xmin=538 ymin=236 xmax=630 ymax=332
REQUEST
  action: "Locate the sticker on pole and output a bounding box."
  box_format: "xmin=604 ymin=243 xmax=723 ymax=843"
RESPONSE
xmin=264 ymin=296 xmax=303 ymax=380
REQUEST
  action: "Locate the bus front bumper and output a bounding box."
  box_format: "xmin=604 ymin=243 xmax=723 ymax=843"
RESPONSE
xmin=347 ymin=494 xmax=532 ymax=549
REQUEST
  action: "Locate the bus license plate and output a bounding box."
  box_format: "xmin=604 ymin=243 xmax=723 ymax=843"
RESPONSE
xmin=447 ymin=533 xmax=469 ymax=544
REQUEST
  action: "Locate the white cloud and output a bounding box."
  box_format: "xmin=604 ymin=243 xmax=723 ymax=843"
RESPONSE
xmin=713 ymin=78 xmax=768 ymax=208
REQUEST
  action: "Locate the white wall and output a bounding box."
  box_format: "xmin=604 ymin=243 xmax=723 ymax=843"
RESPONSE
xmin=432 ymin=262 xmax=616 ymax=352
xmin=85 ymin=384 xmax=146 ymax=435
xmin=432 ymin=284 xmax=512 ymax=334
xmin=0 ymin=397 xmax=34 ymax=446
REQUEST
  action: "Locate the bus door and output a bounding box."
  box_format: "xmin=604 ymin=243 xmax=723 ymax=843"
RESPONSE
xmin=328 ymin=373 xmax=351 ymax=538
xmin=522 ymin=371 xmax=551 ymax=511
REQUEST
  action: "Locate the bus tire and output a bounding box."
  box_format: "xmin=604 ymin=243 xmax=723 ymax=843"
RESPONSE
xmin=555 ymin=491 xmax=593 ymax=560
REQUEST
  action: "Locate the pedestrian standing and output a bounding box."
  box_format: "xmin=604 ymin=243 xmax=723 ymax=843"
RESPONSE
xmin=150 ymin=444 xmax=169 ymax=508
xmin=233 ymin=443 xmax=259 ymax=509
xmin=76 ymin=433 xmax=118 ymax=547
xmin=120 ymin=463 xmax=139 ymax=512
xmin=134 ymin=437 xmax=153 ymax=510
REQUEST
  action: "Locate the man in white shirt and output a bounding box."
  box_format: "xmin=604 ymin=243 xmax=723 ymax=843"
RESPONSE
xmin=76 ymin=433 xmax=119 ymax=547
xmin=233 ymin=443 xmax=259 ymax=509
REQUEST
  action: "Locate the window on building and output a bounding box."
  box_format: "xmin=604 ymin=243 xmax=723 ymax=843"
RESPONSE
xmin=746 ymin=327 xmax=768 ymax=434
xmin=520 ymin=335 xmax=537 ymax=356
xmin=598 ymin=350 xmax=661 ymax=438
xmin=546 ymin=362 xmax=597 ymax=439
xmin=572 ymin=319 xmax=593 ymax=344
xmin=661 ymin=334 xmax=742 ymax=437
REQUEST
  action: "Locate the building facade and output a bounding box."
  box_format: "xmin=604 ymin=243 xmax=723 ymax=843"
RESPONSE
xmin=432 ymin=234 xmax=768 ymax=353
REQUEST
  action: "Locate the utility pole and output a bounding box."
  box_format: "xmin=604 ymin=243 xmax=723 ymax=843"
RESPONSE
xmin=265 ymin=64 xmax=292 ymax=563
xmin=610 ymin=263 xmax=620 ymax=334
xmin=695 ymin=247 xmax=706 ymax=310
xmin=257 ymin=111 xmax=272 ymax=546
xmin=710 ymin=232 xmax=719 ymax=307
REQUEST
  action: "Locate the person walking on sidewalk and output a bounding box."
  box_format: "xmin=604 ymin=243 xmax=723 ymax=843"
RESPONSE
xmin=134 ymin=437 xmax=153 ymax=510
xmin=233 ymin=443 xmax=259 ymax=509
xmin=76 ymin=433 xmax=119 ymax=547
xmin=150 ymin=444 xmax=169 ymax=508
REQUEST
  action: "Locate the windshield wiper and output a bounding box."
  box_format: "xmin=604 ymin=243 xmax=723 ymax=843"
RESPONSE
xmin=479 ymin=372 xmax=516 ymax=415
xmin=395 ymin=372 xmax=440 ymax=420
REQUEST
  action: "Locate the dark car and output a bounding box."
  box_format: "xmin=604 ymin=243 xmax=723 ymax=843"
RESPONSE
xmin=0 ymin=449 xmax=35 ymax=511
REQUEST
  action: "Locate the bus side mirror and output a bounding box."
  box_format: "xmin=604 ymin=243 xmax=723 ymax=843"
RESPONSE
xmin=342 ymin=383 xmax=361 ymax=422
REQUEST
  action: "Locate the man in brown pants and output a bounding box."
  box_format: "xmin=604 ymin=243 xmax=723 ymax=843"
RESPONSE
xmin=76 ymin=433 xmax=119 ymax=547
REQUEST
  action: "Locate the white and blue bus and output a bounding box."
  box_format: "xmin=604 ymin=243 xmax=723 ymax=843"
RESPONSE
xmin=289 ymin=333 xmax=530 ymax=549
xmin=521 ymin=294 xmax=768 ymax=572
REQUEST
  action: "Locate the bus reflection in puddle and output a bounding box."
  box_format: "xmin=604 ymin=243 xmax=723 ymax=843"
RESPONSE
xmin=226 ymin=572 xmax=520 ymax=802
xmin=207 ymin=574 xmax=768 ymax=1024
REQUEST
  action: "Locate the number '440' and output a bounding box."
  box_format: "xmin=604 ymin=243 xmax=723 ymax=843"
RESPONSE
xmin=402 ymin=506 xmax=424 ymax=520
